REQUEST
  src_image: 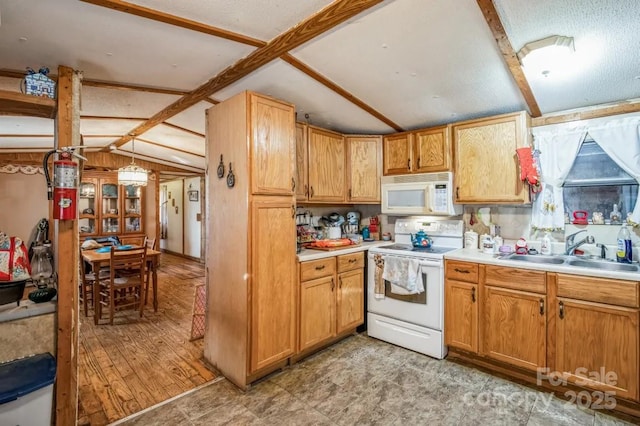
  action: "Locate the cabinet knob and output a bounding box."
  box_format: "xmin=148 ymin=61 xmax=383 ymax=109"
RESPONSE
xmin=407 ymin=158 xmax=411 ymax=171
xmin=310 ymin=186 xmax=314 ymax=198
xmin=304 ymin=185 xmax=309 ymax=197
xmin=539 ymin=298 xmax=544 ymax=315
xmin=315 ymin=265 xmax=325 ymax=271
xmin=339 ymin=277 xmax=343 ymax=289
xmin=291 ymin=205 xmax=295 ymax=218
xmin=454 ymin=268 xmax=470 ymax=274
xmin=471 ymin=287 xmax=476 ymax=303
xmin=291 ymin=177 xmax=296 ymax=192
xmin=559 ymin=301 xmax=565 ymax=319
xmin=331 ymin=278 xmax=335 ymax=291
xmin=417 ymin=157 xmax=421 ymax=169
xmin=456 ymin=187 xmax=460 ymax=200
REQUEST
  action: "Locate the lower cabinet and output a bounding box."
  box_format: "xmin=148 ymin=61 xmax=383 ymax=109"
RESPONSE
xmin=482 ymin=265 xmax=547 ymax=371
xmin=299 ymin=252 xmax=364 ymax=353
xmin=554 ymin=274 xmax=639 ymax=401
xmin=444 ymin=280 xmax=478 ymax=353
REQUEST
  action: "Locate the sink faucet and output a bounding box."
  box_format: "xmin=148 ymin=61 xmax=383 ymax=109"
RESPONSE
xmin=565 ymin=230 xmax=595 ymax=255
xmin=596 ymin=243 xmax=608 ymax=259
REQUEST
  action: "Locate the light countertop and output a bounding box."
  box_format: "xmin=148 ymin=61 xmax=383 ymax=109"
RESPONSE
xmin=297 ymin=240 xmax=391 ymax=262
xmin=445 ymin=248 xmax=640 ymax=281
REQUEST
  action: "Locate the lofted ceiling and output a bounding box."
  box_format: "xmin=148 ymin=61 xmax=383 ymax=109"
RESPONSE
xmin=1 ymin=0 xmax=639 ymax=174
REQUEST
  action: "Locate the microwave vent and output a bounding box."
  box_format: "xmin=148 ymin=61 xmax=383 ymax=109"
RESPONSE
xmin=382 ymin=172 xmax=451 ymax=184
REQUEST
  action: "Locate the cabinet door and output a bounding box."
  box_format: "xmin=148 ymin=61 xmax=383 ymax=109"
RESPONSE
xmin=482 ymin=286 xmax=546 ymax=371
xmin=383 ymin=133 xmax=413 ymax=175
xmin=555 ymin=297 xmax=639 ymax=401
xmin=299 ymin=276 xmax=336 ymax=351
xmin=308 ymin=126 xmax=345 ymax=202
xmin=413 ymin=125 xmax=451 ymax=173
xmin=346 ymin=136 xmax=381 ymax=203
xmin=100 ymin=179 xmax=121 ymax=235
xmin=122 ymin=184 xmax=144 ymax=234
xmin=250 ymin=197 xmax=297 ymax=372
xmin=295 ymin=122 xmax=309 ymax=202
xmin=444 ymin=280 xmax=478 ymax=352
xmin=453 ymin=112 xmax=529 ymax=203
xmin=336 ymin=268 xmax=364 ymax=334
xmin=79 ymin=178 xmax=98 ymax=237
xmin=250 ymin=94 xmax=295 ymax=195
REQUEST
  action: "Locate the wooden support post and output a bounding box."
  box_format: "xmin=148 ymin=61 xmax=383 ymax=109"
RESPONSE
xmin=54 ymin=65 xmax=81 ymax=426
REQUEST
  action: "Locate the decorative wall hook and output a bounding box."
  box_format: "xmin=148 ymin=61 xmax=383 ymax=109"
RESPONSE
xmin=217 ymin=154 xmax=225 ymax=179
xmin=227 ymin=163 xmax=235 ymax=188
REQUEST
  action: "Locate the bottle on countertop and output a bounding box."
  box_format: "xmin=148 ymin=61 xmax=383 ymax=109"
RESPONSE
xmin=540 ymin=232 xmax=552 ymax=255
xmin=616 ymin=223 xmax=633 ymax=263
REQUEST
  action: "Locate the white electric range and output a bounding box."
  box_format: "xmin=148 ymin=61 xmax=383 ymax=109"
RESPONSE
xmin=367 ymin=217 xmax=464 ymax=359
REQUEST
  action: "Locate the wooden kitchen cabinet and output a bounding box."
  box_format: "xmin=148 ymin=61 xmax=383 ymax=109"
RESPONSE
xmin=452 ymin=111 xmax=530 ymax=203
xmin=345 ymin=135 xmax=382 ymax=203
xmin=250 ymin=95 xmax=296 ymax=196
xmin=553 ymin=274 xmax=639 ymax=401
xmin=307 ymin=125 xmax=345 ymax=202
xmin=205 ymin=91 xmax=297 ymax=389
xmin=295 ymin=122 xmax=308 ymax=202
xmin=298 ymin=252 xmax=364 ymax=354
xmin=383 ymin=125 xmax=452 ymax=176
xmin=79 ymin=171 xmax=145 ymax=239
xmin=481 ymin=265 xmax=547 ymax=371
xmin=444 ymin=261 xmax=479 ymax=353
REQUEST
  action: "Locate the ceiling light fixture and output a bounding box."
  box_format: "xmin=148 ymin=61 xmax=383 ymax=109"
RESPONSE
xmin=517 ymin=35 xmax=575 ymax=78
xmin=117 ymin=134 xmax=148 ymax=186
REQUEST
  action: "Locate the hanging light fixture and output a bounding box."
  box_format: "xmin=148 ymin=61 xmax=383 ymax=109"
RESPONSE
xmin=117 ymin=134 xmax=148 ymax=186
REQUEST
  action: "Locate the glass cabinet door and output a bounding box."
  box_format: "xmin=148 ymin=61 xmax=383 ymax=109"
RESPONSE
xmin=79 ymin=180 xmax=97 ymax=236
xmin=101 ymin=182 xmax=120 ymax=234
xmin=123 ymin=185 xmax=143 ymax=233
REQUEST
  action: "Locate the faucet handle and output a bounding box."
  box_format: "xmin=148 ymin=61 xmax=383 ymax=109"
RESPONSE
xmin=596 ymin=243 xmax=608 ymax=259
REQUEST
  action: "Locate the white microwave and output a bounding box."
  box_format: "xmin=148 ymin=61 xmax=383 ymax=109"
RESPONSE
xmin=381 ymin=172 xmax=462 ymax=216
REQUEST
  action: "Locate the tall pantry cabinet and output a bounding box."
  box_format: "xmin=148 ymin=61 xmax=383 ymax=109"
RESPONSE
xmin=204 ymin=91 xmax=297 ymax=389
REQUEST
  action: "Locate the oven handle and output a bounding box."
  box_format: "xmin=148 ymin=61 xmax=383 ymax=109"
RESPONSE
xmin=368 ymin=253 xmax=443 ymax=267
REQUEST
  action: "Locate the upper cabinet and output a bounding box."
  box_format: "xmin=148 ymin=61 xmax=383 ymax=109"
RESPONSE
xmin=383 ymin=125 xmax=451 ymax=175
xmin=452 ymin=111 xmax=530 ymax=204
xmin=307 ymin=126 xmax=345 ymax=203
xmin=295 ymin=123 xmax=309 ymax=202
xmin=296 ymin=125 xmax=382 ymax=204
xmin=250 ymin=95 xmax=296 ymax=196
xmin=345 ymin=135 xmax=382 ymax=203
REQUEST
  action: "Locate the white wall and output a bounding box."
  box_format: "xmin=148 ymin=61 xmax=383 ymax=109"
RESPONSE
xmin=162 ymin=180 xmax=184 ymax=254
xmin=0 ymin=172 xmax=49 ymax=242
xmin=184 ymin=176 xmax=202 ymax=258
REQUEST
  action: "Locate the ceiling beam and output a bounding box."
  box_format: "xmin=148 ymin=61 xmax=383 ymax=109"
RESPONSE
xmin=161 ymin=122 xmax=206 ymax=138
xmin=101 ymin=0 xmax=385 ymax=149
xmin=135 ymin=136 xmax=205 ymax=158
xmin=476 ymin=0 xmax=541 ymax=117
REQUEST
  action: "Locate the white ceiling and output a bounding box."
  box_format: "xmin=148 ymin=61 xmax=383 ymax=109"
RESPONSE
xmin=1 ymin=0 xmax=639 ymax=173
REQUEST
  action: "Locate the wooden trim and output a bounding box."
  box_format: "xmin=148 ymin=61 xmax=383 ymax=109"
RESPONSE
xmin=531 ymin=99 xmax=640 ymax=127
xmin=54 ymin=65 xmax=79 ymax=426
xmin=281 ymin=55 xmax=403 ymax=132
xmin=135 ymin=137 xmax=205 ymax=158
xmin=80 ymin=0 xmax=266 ymax=48
xmin=80 ymin=115 xmax=148 ymax=121
xmin=161 ymin=121 xmax=206 ymax=138
xmin=0 ymin=89 xmax=57 ymax=118
xmin=475 ymin=0 xmax=541 ymax=117
xmin=106 ymin=0 xmax=384 ymax=149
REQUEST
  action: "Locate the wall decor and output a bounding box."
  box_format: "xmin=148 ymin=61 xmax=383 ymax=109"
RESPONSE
xmin=188 ymin=190 xmax=199 ymax=202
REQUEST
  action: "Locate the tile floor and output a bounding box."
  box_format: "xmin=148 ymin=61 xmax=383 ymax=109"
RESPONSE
xmin=117 ymin=334 xmax=637 ymax=426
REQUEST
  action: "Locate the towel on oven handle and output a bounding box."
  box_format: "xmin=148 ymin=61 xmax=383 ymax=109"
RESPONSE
xmin=382 ymin=256 xmax=424 ymax=294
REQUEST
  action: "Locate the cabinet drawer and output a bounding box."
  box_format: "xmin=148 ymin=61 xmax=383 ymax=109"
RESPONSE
xmin=300 ymin=257 xmax=336 ymax=281
xmin=337 ymin=252 xmax=364 ymax=273
xmin=445 ymin=261 xmax=478 ymax=283
xmin=557 ymin=274 xmax=639 ymax=308
xmin=484 ymin=265 xmax=546 ymax=294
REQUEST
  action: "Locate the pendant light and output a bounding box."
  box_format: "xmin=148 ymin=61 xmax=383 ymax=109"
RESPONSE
xmin=117 ymin=134 xmax=148 ymax=186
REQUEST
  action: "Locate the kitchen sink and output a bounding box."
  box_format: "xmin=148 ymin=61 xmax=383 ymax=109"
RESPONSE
xmin=565 ymin=259 xmax=640 ymax=272
xmin=501 ymin=254 xmax=566 ymax=264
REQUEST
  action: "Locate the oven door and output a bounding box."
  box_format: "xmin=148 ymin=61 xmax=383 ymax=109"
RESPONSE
xmin=381 ymin=182 xmax=431 ymax=215
xmin=367 ymin=252 xmax=443 ymax=330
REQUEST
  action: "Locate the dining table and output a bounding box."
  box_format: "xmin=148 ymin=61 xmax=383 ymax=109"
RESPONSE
xmin=81 ymin=246 xmax=162 ymax=313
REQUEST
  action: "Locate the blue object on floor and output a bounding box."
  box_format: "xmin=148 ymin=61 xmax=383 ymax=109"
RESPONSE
xmin=0 ymin=353 xmax=56 ymax=404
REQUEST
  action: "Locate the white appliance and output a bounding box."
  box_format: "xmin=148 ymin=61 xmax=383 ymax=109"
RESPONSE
xmin=367 ymin=217 xmax=464 ymax=359
xmin=381 ymin=172 xmax=462 ymax=216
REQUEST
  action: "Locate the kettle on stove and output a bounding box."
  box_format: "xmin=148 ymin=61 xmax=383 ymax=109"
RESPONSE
xmin=411 ymin=230 xmax=432 ymax=248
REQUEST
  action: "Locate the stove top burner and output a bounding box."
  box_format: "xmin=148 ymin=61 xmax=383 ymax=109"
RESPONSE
xmin=380 ymin=244 xmax=457 ymax=254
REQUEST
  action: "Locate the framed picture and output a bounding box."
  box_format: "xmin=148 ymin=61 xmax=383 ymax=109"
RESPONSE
xmin=188 ymin=190 xmax=199 ymax=202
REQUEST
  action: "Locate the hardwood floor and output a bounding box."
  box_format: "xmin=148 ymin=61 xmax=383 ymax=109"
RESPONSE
xmin=77 ymin=253 xmax=217 ymax=425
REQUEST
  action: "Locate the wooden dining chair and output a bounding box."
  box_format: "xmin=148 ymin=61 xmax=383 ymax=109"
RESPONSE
xmin=142 ymin=236 xmax=157 ymax=304
xmin=79 ymin=248 xmax=109 ymax=317
xmin=95 ymin=246 xmax=147 ymax=325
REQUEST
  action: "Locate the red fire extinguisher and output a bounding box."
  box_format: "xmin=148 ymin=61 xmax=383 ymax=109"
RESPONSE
xmin=43 ymin=147 xmax=86 ymax=220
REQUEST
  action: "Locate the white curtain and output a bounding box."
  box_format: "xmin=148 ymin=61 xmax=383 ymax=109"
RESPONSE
xmin=531 ymin=125 xmax=587 ymax=230
xmin=588 ymin=117 xmax=640 ymax=223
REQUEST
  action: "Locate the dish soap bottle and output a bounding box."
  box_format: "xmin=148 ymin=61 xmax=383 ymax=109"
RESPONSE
xmin=540 ymin=232 xmax=552 ymax=255
xmin=616 ymin=223 xmax=633 ymax=263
